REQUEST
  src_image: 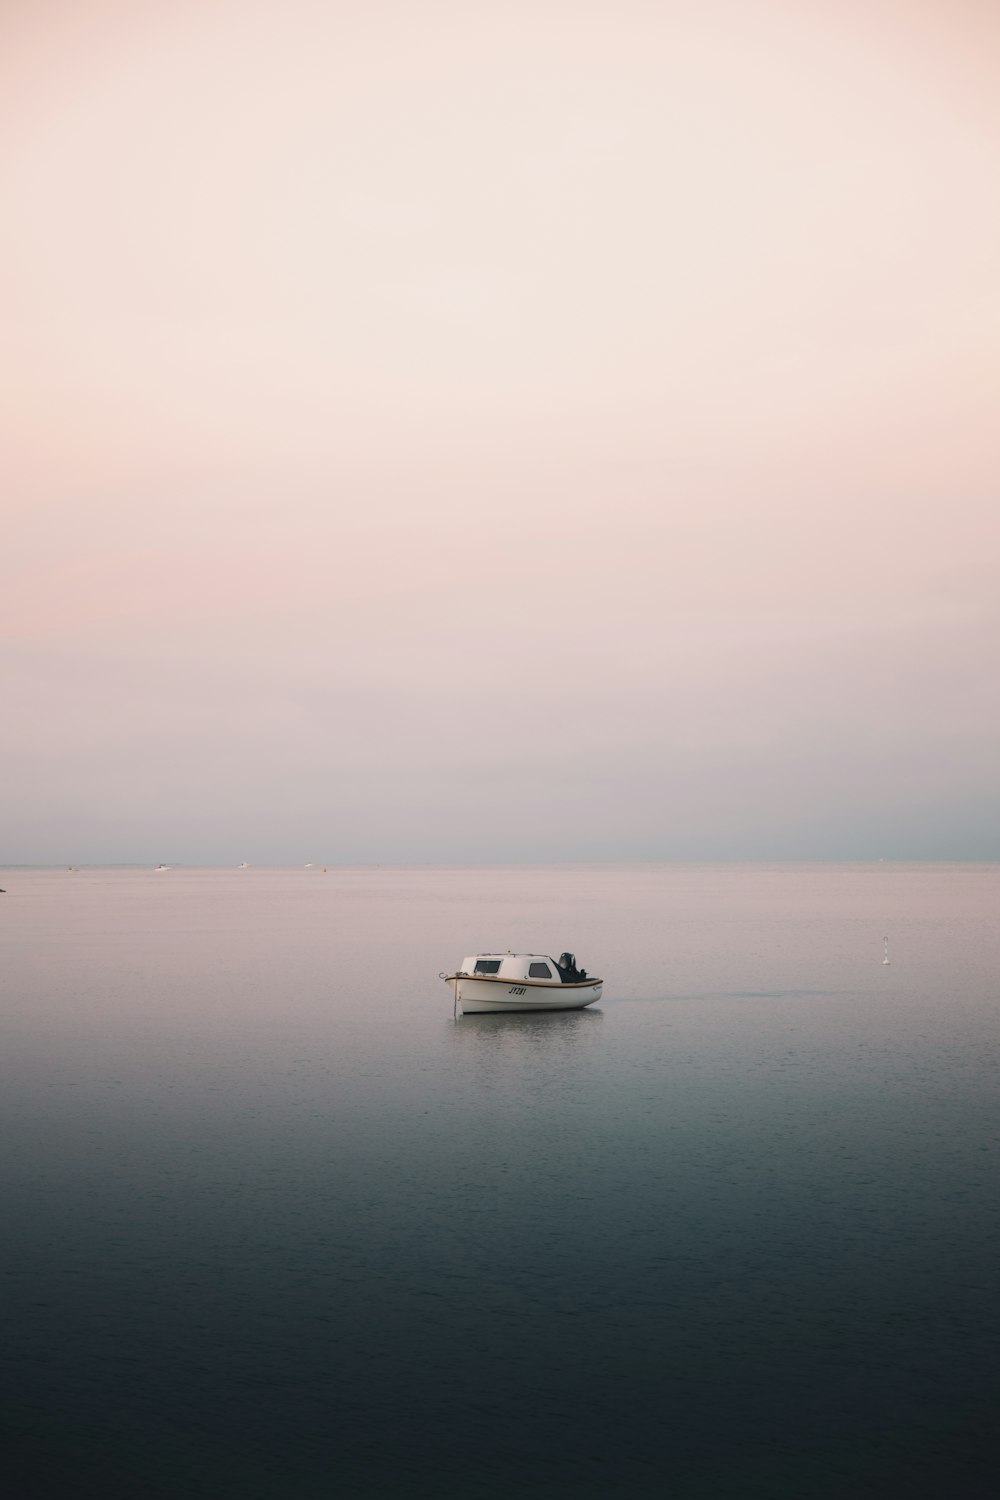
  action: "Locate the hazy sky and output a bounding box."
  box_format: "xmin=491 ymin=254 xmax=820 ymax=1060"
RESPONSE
xmin=2 ymin=0 xmax=998 ymax=862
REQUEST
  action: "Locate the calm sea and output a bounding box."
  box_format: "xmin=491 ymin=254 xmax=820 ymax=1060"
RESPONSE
xmin=1 ymin=864 xmax=998 ymax=1498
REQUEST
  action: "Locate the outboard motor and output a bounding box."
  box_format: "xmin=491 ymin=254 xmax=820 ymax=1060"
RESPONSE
xmin=558 ymin=951 xmax=583 ymax=981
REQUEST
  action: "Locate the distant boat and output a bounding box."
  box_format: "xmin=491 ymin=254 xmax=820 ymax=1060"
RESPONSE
xmin=237 ymin=862 xmax=250 ymax=869
xmin=304 ymin=862 xmax=314 ymax=868
xmin=443 ymin=951 xmax=603 ymax=1014
xmin=154 ymin=864 xmax=171 ymax=871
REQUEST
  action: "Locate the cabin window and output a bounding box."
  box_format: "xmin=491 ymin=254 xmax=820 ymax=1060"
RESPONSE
xmin=528 ymin=962 xmax=552 ymax=979
xmin=474 ymin=959 xmax=502 ymax=974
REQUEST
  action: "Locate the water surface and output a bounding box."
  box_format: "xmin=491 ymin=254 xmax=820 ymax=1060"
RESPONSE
xmin=2 ymin=864 xmax=998 ymax=1497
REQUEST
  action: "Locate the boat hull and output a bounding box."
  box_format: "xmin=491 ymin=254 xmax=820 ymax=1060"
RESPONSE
xmin=448 ymin=976 xmax=603 ymax=1014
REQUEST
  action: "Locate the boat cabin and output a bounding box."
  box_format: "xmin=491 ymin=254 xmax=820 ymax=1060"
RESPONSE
xmin=458 ymin=952 xmax=589 ymax=984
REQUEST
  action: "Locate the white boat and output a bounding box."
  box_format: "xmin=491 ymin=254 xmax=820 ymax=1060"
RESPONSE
xmin=442 ymin=952 xmax=603 ymax=1014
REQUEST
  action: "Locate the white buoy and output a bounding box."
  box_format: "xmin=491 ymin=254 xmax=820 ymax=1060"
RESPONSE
xmin=882 ymin=935 xmax=890 ymax=966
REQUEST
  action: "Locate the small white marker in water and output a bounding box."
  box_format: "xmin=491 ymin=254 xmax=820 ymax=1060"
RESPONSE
xmin=882 ymin=935 xmax=890 ymax=966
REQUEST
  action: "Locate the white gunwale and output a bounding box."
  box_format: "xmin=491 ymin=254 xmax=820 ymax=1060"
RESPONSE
xmin=444 ymin=972 xmax=601 ymax=989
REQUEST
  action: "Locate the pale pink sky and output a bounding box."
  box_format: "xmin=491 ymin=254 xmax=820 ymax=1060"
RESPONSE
xmin=2 ymin=0 xmax=998 ymax=861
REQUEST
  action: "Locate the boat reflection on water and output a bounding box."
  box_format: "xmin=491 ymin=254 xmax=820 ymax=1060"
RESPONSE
xmin=449 ymin=1005 xmax=603 ymax=1056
